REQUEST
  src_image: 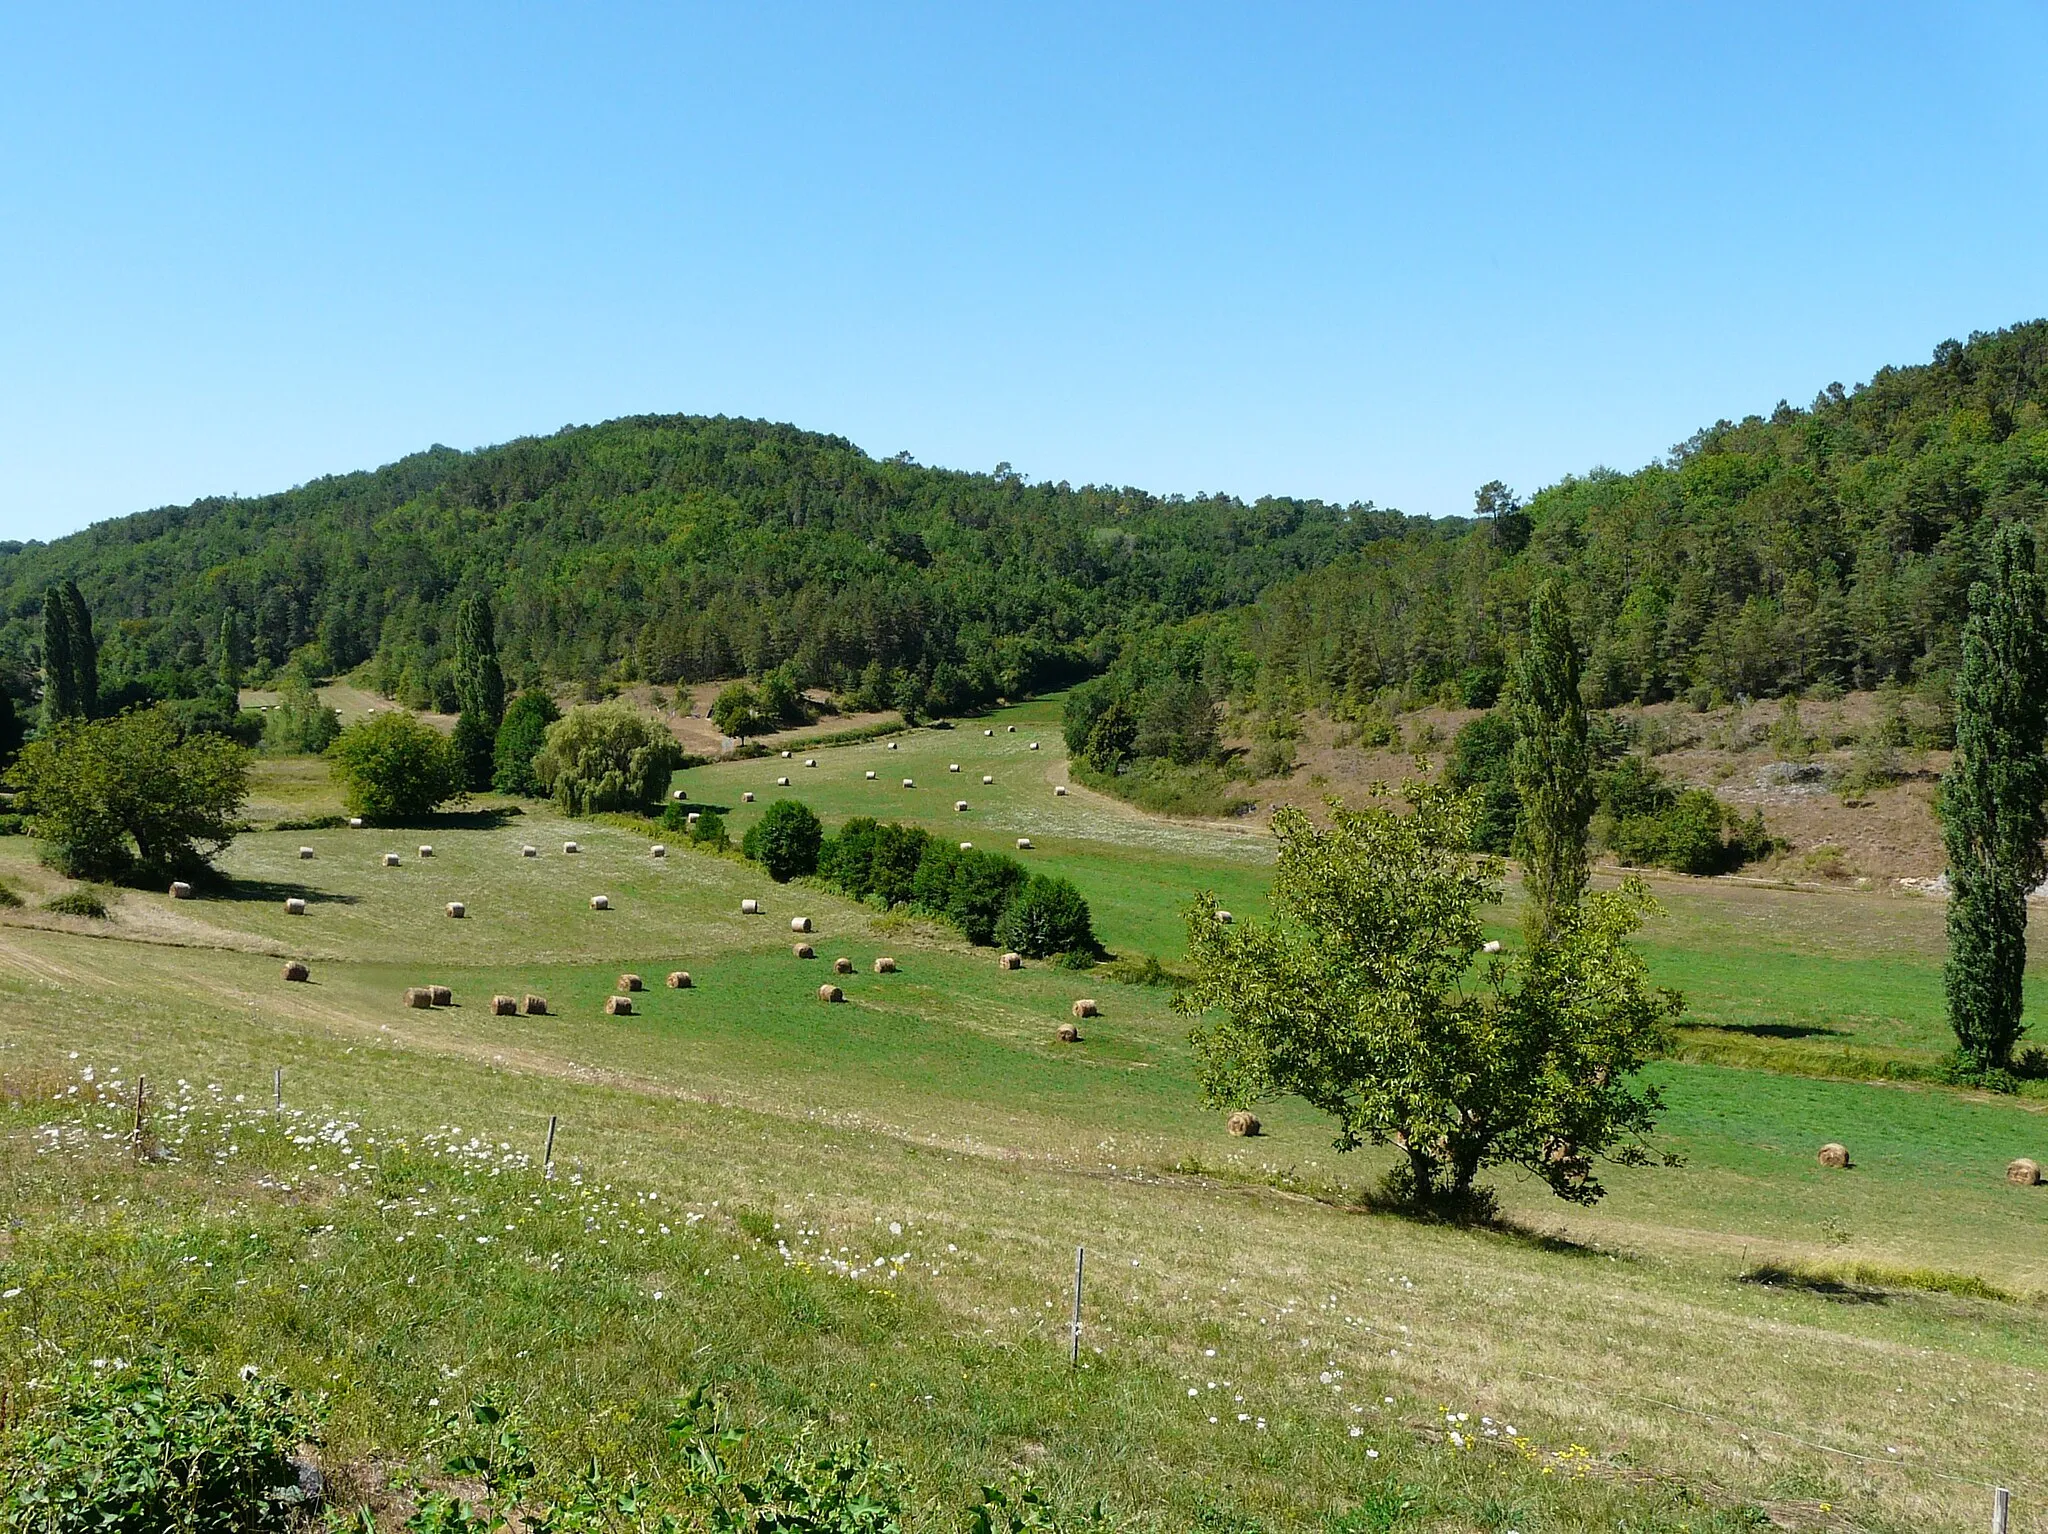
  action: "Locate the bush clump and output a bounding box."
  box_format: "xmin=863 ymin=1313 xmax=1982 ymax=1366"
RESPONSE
xmin=996 ymin=874 xmax=1097 ymax=958
xmin=0 ymin=1358 xmax=317 ymax=1534
xmin=815 ymin=818 xmax=1095 ymax=954
xmin=741 ymin=800 xmax=823 ymax=882
xmin=491 ymin=691 xmax=562 ymax=796
xmin=327 ymin=711 xmax=462 ymax=822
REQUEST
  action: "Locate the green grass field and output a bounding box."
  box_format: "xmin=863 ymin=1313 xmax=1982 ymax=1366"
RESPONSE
xmin=2 ymin=698 xmax=2045 ymax=1531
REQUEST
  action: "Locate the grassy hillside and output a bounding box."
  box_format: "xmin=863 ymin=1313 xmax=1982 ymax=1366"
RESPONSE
xmin=2 ymin=700 xmax=2044 ymax=1531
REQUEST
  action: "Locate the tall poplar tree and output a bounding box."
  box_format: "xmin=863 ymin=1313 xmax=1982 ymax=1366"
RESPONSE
xmin=62 ymin=581 xmax=98 ymax=720
xmin=218 ymin=610 xmax=244 ymax=693
xmin=40 ymin=587 xmax=77 ymax=728
xmin=451 ymin=590 xmax=506 ymax=791
xmin=1510 ymin=582 xmax=1592 ymax=947
xmin=1938 ymin=522 xmax=2048 ymax=1075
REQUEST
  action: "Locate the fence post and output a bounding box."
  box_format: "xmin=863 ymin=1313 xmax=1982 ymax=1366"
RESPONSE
xmin=274 ymin=1067 xmax=283 ymax=1119
xmin=1993 ymin=1486 xmax=2009 ymax=1534
xmin=1069 ymin=1245 xmax=1085 ymax=1367
xmin=543 ymin=1115 xmax=558 ymax=1179
xmin=132 ymin=1076 xmax=146 ymax=1156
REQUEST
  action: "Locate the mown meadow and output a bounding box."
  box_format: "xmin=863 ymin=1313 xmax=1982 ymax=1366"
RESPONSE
xmin=1 ymin=698 xmax=2044 ymax=1531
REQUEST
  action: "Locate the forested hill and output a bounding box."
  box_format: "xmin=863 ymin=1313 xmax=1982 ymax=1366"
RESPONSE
xmin=5 ymin=319 xmax=2046 ymax=722
xmin=1247 ymin=320 xmax=2048 ymax=714
xmin=0 ymin=417 xmax=1407 ymax=713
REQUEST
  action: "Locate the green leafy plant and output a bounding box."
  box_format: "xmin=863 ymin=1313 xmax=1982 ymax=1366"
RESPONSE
xmin=531 ymin=704 xmax=682 ymax=816
xmin=995 ymin=875 xmax=1097 ymax=959
xmin=261 ymin=680 xmax=341 ymax=755
xmin=42 ymin=887 xmax=110 ymax=919
xmin=742 ymin=799 xmax=824 ymax=882
xmin=492 ymin=692 xmax=562 ymax=796
xmin=328 ymin=711 xmax=463 ymax=821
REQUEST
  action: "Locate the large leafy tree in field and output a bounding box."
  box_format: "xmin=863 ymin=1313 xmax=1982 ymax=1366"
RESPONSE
xmin=1938 ymin=522 xmax=2048 ymax=1076
xmin=531 ymin=703 xmax=682 ymax=815
xmin=1509 ymin=582 xmax=1592 ymax=947
xmin=328 ymin=712 xmax=462 ymax=821
xmin=492 ymin=691 xmax=561 ymax=795
xmin=13 ymin=707 xmax=249 ymax=879
xmin=1176 ymin=782 xmax=1679 ymax=1212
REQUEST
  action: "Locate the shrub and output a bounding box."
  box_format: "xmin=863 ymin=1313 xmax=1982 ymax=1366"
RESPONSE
xmin=0 ymin=879 xmax=20 ymax=909
xmin=688 ymin=808 xmax=729 ymax=852
xmin=996 ymin=875 xmax=1097 ymax=958
xmin=260 ymin=683 xmax=340 ymax=755
xmin=492 ymin=692 xmax=562 ymax=796
xmin=0 ymin=1358 xmax=316 ymax=1533
xmin=531 ymin=704 xmax=682 ymax=815
xmin=43 ymin=888 xmax=110 ymax=918
xmin=710 ymin=682 xmax=771 ymax=740
xmin=328 ymin=711 xmax=462 ymax=821
xmin=742 ymin=800 xmax=823 ymax=882
xmin=910 ymin=844 xmax=1028 ymax=944
xmin=12 ymin=708 xmax=249 ymax=881
xmin=160 ymin=693 xmax=265 ymax=749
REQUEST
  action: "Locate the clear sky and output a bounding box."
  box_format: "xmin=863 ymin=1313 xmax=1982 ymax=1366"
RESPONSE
xmin=4 ymin=4 xmax=2046 ymax=543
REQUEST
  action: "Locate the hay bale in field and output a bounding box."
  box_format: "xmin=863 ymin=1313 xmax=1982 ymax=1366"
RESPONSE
xmin=950 ymin=763 xmax=961 ymax=772
xmin=888 ymin=741 xmax=898 ymax=749
xmin=687 ymin=812 xmax=700 ymax=825
xmin=490 ymin=995 xmax=517 ymax=1016
xmin=1006 ymin=725 xmax=1016 ymax=733
xmin=793 ymin=942 xmax=815 ymax=958
xmin=874 ymin=956 xmax=898 ymax=974
xmin=791 ymin=916 xmax=812 ymax=932
xmin=604 ymin=994 xmax=634 ymax=1016
xmin=2008 ymin=1157 xmax=2042 ymax=1187
xmin=777 ymin=776 xmax=790 ymax=786
xmin=1227 ymin=1110 xmax=1261 ymax=1137
xmin=651 ymin=844 xmax=667 ymax=858
xmin=383 ymin=853 xmax=401 ymax=867
xmin=299 ymin=846 xmax=315 ymax=860
xmin=806 ymin=758 xmax=817 ymax=767
xmin=673 ymin=789 xmax=687 ymax=801
xmin=1054 ymin=786 xmax=1067 ymax=796
xmin=741 ymin=898 xmax=760 ymax=914
xmin=430 ymin=985 xmax=453 ymax=1006
xmin=522 ymin=844 xmax=538 ymax=857
xmin=283 ymin=961 xmax=310 ymax=983
xmin=1214 ymin=910 xmax=1232 ymax=924
xmin=1482 ymin=939 xmax=1501 ymax=954
xmin=563 ymin=841 xmax=580 ymax=854
xmin=834 ymin=956 xmax=853 ymax=974
xmin=998 ymin=951 xmax=1022 ymax=970
xmin=1071 ymin=998 xmax=1099 ymax=1018
xmin=666 ymin=971 xmax=691 ymax=989
xmin=955 ymin=799 xmax=969 ymax=811
xmin=1057 ymin=1022 xmax=1081 ymax=1043
xmin=446 ymin=901 xmax=466 ymax=919
xmin=1029 ymin=741 xmax=1040 ymax=750
xmin=902 ymin=778 xmax=915 ymax=788
xmin=743 ymin=791 xmax=755 ymax=802
xmin=781 ymin=750 xmax=792 ymax=759
xmin=1016 ymin=837 xmax=1033 ymax=850
xmin=984 ymin=729 xmax=993 ymax=736
xmin=983 ymin=775 xmax=993 ymax=784
xmin=523 ymin=994 xmax=548 ymax=1014
xmin=865 ymin=770 xmax=877 ymax=780
xmin=404 ymin=986 xmax=433 ymax=1009
xmin=418 ymin=845 xmax=434 ymax=858
xmin=169 ymin=880 xmax=193 ymax=899
xmin=1817 ymin=1142 xmax=1851 ymax=1169
xmin=590 ymin=894 xmax=610 ymax=910
xmin=284 ymin=897 xmax=307 ymax=915
xmin=618 ymin=973 xmax=643 ymax=992
xmin=348 ymin=817 xmax=365 ymax=828
xmin=819 ymin=983 xmax=845 ymax=1003
xmin=959 ymin=841 xmax=973 ymax=851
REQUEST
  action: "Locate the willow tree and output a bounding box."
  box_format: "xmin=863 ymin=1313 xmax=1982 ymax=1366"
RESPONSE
xmin=1938 ymin=523 xmax=2048 ymax=1076
xmin=1509 ymin=583 xmax=1592 ymax=946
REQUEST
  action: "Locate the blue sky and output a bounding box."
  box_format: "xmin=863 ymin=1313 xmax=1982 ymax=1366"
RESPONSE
xmin=3 ymin=4 xmax=2045 ymax=543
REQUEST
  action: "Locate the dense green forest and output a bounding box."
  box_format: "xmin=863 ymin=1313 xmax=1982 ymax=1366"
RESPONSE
xmin=3 ymin=321 xmax=2044 ymax=739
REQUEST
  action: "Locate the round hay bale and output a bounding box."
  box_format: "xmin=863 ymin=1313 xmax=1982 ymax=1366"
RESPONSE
xmin=777 ymin=776 xmax=790 ymax=786
xmin=1054 ymin=786 xmax=1068 ymax=796
xmin=833 ymin=956 xmax=853 ymax=974
xmin=651 ymin=844 xmax=667 ymax=858
xmin=348 ymin=817 xmax=365 ymax=828
xmin=490 ymin=995 xmax=517 ymax=1016
xmin=522 ymin=844 xmax=538 ymax=857
xmin=741 ymin=898 xmax=760 ymax=914
xmin=673 ymin=789 xmax=687 ymax=801
xmin=888 ymin=740 xmax=899 ymax=749
xmin=1030 ymin=741 xmax=1040 ymax=750
xmin=429 ymin=985 xmax=453 ymax=1007
xmin=955 ymin=799 xmax=969 ymax=811
xmin=1071 ymin=998 xmax=1099 ymax=1018
xmin=666 ymin=971 xmax=692 ymax=988
xmin=791 ymin=916 xmax=813 ymax=932
xmin=445 ymin=901 xmax=466 ymax=919
xmin=1007 ymin=725 xmax=1015 ymax=732
xmin=806 ymin=758 xmax=817 ymax=767
xmin=169 ymin=880 xmax=193 ymax=899
xmin=1214 ymin=910 xmax=1233 ymax=924
xmin=902 ymin=778 xmax=915 ymax=788
xmin=283 ymin=960 xmax=310 ymax=983
xmin=960 ymin=841 xmax=974 ymax=851
xmin=590 ymin=894 xmax=610 ymax=911
xmin=618 ymin=973 xmax=643 ymax=992
xmin=1481 ymin=939 xmax=1502 ymax=954
xmin=1227 ymin=1110 xmax=1261 ymax=1137
xmin=819 ymin=983 xmax=845 ymax=1003
xmin=2008 ymin=1157 xmax=2042 ymax=1187
xmin=687 ymin=811 xmax=700 ymax=824
xmin=604 ymin=994 xmax=634 ymax=1016
xmin=865 ymin=770 xmax=877 ymax=779
xmin=998 ymin=952 xmax=1022 ymax=970
xmin=793 ymin=942 xmax=815 ymax=959
xmin=781 ymin=750 xmax=792 ymax=759
xmin=743 ymin=791 xmax=755 ymax=802
xmin=950 ymin=763 xmax=961 ymax=772
xmin=523 ymin=994 xmax=548 ymax=1015
xmin=1016 ymin=837 xmax=1034 ymax=850
xmin=563 ymin=841 xmax=580 ymax=854
xmin=874 ymin=956 xmax=898 ymax=974
xmin=383 ymin=852 xmax=402 ymax=867
xmin=1817 ymin=1142 xmax=1851 ymax=1169
xmin=299 ymin=846 xmax=315 ymax=860
xmin=1057 ymin=1021 xmax=1081 ymax=1043
xmin=284 ymin=897 xmax=307 ymax=915
xmin=404 ymin=986 xmax=434 ymax=1009
xmin=983 ymin=774 xmax=994 ymax=784
xmin=984 ymin=729 xmax=993 ymax=736
xmin=418 ymin=845 xmax=433 ymax=858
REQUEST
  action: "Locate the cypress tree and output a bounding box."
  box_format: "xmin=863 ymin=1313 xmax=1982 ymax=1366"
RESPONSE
xmin=452 ymin=590 xmax=506 ymax=791
xmin=40 ymin=587 xmax=77 ymax=727
xmin=1938 ymin=522 xmax=2048 ymax=1075
xmin=1510 ymin=582 xmax=1593 ymax=947
xmin=218 ymin=610 xmax=244 ymax=693
xmin=62 ymin=581 xmax=97 ymax=719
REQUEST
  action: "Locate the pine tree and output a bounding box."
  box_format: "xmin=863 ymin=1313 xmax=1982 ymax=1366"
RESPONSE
xmin=1510 ymin=582 xmax=1593 ymax=947
xmin=62 ymin=581 xmax=97 ymax=719
xmin=40 ymin=587 xmax=77 ymax=728
xmin=218 ymin=610 xmax=244 ymax=693
xmin=1938 ymin=522 xmax=2048 ymax=1075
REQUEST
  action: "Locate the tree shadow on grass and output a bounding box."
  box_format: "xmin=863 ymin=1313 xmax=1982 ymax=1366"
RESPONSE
xmin=1739 ymin=1264 xmax=1887 ymax=1305
xmin=1683 ymin=1020 xmax=1848 ymax=1041
xmin=213 ymin=878 xmax=361 ymax=908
